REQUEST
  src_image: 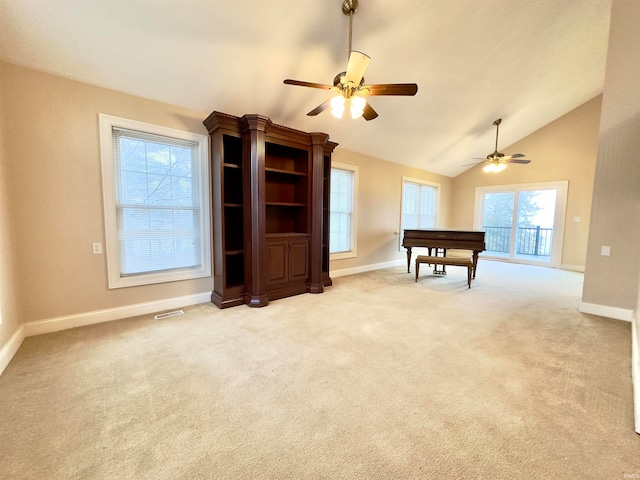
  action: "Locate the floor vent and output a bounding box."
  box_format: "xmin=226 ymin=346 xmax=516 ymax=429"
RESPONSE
xmin=154 ymin=310 xmax=184 ymax=320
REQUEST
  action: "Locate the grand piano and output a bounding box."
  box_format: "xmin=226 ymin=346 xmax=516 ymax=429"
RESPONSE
xmin=402 ymin=229 xmax=486 ymax=277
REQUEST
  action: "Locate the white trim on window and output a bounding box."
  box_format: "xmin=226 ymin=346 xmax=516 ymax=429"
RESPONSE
xmin=399 ymin=176 xmax=440 ymax=250
xmin=330 ymin=162 xmax=359 ymax=260
xmin=473 ymin=180 xmax=568 ymax=267
xmin=99 ymin=114 xmax=211 ymax=288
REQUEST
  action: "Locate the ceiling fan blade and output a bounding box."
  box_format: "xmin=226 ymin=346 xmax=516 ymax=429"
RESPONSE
xmin=506 ymin=159 xmax=531 ymax=164
xmin=307 ymin=98 xmax=332 ymax=116
xmin=462 ymin=161 xmax=486 ymax=167
xmin=283 ymin=79 xmax=334 ymax=90
xmin=362 ymin=102 xmax=378 ymax=121
xmin=508 ymin=153 xmax=525 ymax=158
xmin=360 ymin=83 xmax=418 ymax=96
xmin=344 ymin=51 xmax=371 ymax=86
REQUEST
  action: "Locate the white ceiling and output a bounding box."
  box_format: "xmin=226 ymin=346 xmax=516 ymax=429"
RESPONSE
xmin=0 ymin=0 xmax=611 ymax=177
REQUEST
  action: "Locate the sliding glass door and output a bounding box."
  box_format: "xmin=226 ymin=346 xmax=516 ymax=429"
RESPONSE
xmin=475 ymin=182 xmax=568 ymax=267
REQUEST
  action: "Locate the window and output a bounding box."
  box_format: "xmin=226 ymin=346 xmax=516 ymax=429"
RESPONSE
xmin=474 ymin=181 xmax=568 ymax=267
xmin=99 ymin=114 xmax=210 ymax=288
xmin=401 ymin=177 xmax=439 ymax=232
xmin=330 ymin=163 xmax=358 ymax=259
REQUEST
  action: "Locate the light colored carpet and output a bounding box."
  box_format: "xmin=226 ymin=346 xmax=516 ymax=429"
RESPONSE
xmin=0 ymin=260 xmax=638 ymax=479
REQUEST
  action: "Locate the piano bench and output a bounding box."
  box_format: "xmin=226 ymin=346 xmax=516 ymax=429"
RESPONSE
xmin=415 ymin=255 xmax=473 ymax=288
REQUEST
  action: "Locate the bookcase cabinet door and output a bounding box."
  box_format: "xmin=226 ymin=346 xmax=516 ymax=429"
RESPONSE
xmin=267 ymin=239 xmax=288 ymax=285
xmin=289 ymin=238 xmax=309 ymax=281
xmin=266 ymin=236 xmax=309 ymax=286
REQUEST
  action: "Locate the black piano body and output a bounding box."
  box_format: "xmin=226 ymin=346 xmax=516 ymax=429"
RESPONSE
xmin=402 ymin=229 xmax=486 ymax=277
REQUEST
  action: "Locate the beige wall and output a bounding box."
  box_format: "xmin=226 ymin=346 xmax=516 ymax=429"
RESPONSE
xmin=329 ymin=149 xmax=453 ymax=273
xmin=0 ymin=59 xmax=605 ymax=328
xmin=1 ymin=62 xmax=213 ymax=324
xmin=0 ymin=61 xmax=21 ymax=348
xmin=1 ymin=61 xmax=451 ymax=325
xmin=582 ymin=0 xmax=640 ymax=311
xmin=0 ymin=39 xmax=631 ymax=328
xmin=450 ymin=96 xmax=602 ymax=269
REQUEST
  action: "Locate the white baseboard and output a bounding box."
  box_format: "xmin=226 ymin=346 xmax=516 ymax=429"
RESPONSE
xmin=331 ymin=259 xmax=405 ymax=278
xmin=632 ymin=315 xmax=639 ymax=434
xmin=578 ymin=302 xmax=634 ymax=322
xmin=0 ymin=325 xmax=25 ymax=376
xmin=23 ymin=292 xmax=212 ymax=337
xmin=560 ymin=264 xmax=586 ymax=272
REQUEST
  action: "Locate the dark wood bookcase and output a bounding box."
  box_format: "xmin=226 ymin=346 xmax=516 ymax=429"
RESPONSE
xmin=204 ymin=111 xmax=337 ymax=308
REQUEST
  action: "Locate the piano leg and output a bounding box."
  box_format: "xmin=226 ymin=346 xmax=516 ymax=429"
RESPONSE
xmin=405 ymin=247 xmax=413 ymax=273
xmin=472 ymin=251 xmax=479 ymax=278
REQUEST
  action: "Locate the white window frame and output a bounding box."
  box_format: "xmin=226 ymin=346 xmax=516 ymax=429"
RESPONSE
xmin=99 ymin=114 xmax=211 ymax=288
xmin=330 ymin=162 xmax=359 ymax=260
xmin=473 ymin=180 xmax=568 ymax=267
xmin=399 ymin=177 xmax=441 ymax=250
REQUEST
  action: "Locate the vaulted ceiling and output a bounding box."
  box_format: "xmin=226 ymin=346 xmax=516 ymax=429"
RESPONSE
xmin=0 ymin=0 xmax=611 ymax=177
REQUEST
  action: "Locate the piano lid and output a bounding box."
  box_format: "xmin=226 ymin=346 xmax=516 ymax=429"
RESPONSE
xmin=402 ymin=229 xmax=486 ymax=250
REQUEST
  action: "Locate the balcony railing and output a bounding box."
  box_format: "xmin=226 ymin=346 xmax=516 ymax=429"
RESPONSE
xmin=483 ymin=226 xmax=553 ymax=257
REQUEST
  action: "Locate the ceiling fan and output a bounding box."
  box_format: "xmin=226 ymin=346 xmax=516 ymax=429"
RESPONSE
xmin=463 ymin=119 xmax=532 ymax=172
xmin=283 ymin=0 xmax=418 ymax=121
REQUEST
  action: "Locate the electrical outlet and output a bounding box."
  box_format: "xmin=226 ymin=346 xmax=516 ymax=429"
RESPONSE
xmin=92 ymin=242 xmax=103 ymax=255
xmin=600 ymin=245 xmax=611 ymax=256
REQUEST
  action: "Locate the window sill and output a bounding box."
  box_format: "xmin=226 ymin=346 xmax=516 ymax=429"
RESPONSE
xmin=330 ymin=251 xmax=357 ymax=261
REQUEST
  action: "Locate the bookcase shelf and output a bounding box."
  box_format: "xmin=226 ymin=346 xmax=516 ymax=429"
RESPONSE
xmin=265 ymin=167 xmax=307 ymax=177
xmin=266 ymin=202 xmax=306 ymax=207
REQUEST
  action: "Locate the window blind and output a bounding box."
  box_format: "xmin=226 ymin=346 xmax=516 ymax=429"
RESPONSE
xmin=112 ymin=127 xmax=201 ymax=276
xmin=330 ymin=168 xmax=354 ymax=254
xmin=402 ymin=181 xmax=437 ymax=230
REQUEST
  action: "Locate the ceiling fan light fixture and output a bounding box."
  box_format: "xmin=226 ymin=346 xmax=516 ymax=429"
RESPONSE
xmin=350 ymin=95 xmax=366 ymax=119
xmin=330 ymin=95 xmax=345 ymax=119
xmin=483 ymin=162 xmax=507 ymax=173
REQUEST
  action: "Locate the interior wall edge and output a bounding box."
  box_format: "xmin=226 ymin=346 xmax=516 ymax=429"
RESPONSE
xmin=633 ymin=313 xmax=639 ymax=433
xmin=0 ymin=324 xmax=25 ymax=377
xmin=578 ymin=301 xmax=634 ymax=322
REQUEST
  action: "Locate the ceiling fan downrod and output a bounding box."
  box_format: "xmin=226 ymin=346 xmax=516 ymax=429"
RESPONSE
xmin=493 ymin=118 xmax=502 ymax=155
xmin=342 ymin=0 xmax=358 ymax=60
